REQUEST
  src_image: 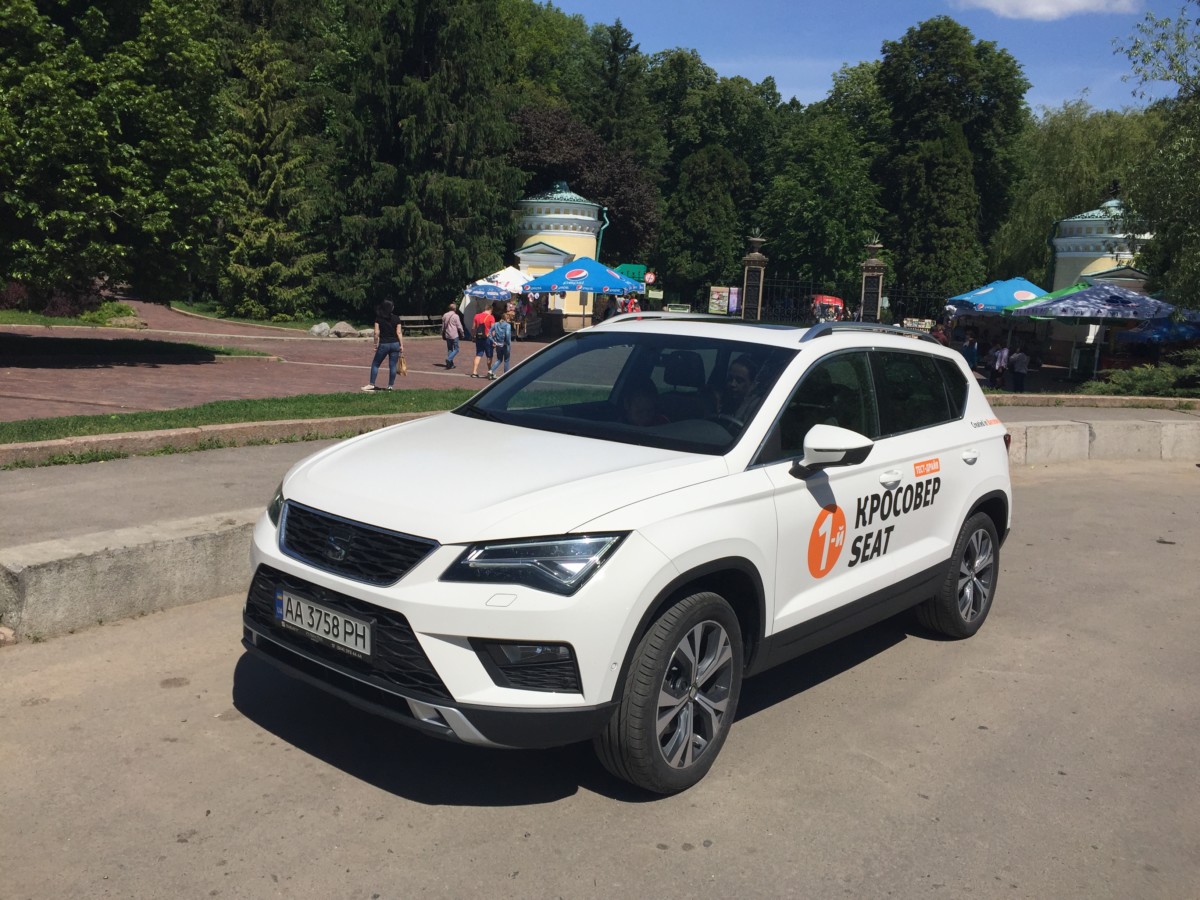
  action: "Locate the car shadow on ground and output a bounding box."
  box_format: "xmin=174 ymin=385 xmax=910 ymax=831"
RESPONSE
xmin=232 ymin=611 xmax=936 ymax=806
xmin=0 ymin=333 xmax=222 ymax=367
xmin=736 ymin=612 xmax=929 ymax=719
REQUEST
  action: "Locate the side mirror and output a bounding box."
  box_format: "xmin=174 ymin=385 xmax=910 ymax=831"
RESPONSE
xmin=790 ymin=424 xmax=874 ymax=479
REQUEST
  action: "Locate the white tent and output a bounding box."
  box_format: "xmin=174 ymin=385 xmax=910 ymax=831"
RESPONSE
xmin=482 ymin=266 xmax=530 ymax=293
xmin=461 ymin=266 xmax=531 ymax=320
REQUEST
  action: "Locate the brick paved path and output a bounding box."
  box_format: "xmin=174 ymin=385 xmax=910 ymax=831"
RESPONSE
xmin=0 ymin=302 xmax=542 ymax=422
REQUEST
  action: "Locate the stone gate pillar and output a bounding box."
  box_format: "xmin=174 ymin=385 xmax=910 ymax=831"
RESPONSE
xmin=741 ymin=235 xmax=768 ymax=320
xmin=860 ymin=240 xmax=886 ymax=323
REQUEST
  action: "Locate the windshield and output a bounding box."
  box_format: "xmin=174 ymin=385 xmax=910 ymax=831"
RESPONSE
xmin=456 ymin=330 xmax=797 ymax=454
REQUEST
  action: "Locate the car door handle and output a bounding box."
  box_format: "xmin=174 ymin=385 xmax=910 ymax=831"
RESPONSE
xmin=879 ymin=470 xmax=902 ymax=489
xmin=962 ymin=449 xmax=979 ymax=465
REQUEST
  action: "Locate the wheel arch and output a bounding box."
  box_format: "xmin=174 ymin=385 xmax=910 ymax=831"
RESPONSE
xmin=613 ymin=557 xmax=766 ymax=701
xmin=969 ymin=489 xmax=1010 ymax=546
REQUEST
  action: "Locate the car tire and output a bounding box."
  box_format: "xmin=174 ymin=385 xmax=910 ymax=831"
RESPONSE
xmin=594 ymin=591 xmax=743 ymax=794
xmin=917 ymin=512 xmax=999 ymax=639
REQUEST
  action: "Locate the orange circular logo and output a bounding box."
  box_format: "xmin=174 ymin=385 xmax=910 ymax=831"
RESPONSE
xmin=808 ymin=505 xmax=846 ymax=578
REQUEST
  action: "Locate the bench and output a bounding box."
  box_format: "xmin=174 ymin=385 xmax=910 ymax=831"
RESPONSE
xmin=398 ymin=314 xmax=441 ymax=337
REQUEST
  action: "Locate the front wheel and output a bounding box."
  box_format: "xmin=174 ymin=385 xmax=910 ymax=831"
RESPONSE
xmin=594 ymin=592 xmax=743 ymax=794
xmin=916 ymin=512 xmax=999 ymax=638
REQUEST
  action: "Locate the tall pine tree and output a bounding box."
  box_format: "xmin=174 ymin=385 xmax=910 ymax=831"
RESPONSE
xmin=327 ymin=0 xmax=525 ymax=314
xmin=220 ymin=31 xmax=325 ymax=319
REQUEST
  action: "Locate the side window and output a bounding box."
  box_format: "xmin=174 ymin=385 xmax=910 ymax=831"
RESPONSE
xmin=759 ymin=352 xmax=875 ymax=464
xmin=934 ymin=356 xmax=968 ymax=419
xmin=870 ymin=350 xmax=954 ymax=436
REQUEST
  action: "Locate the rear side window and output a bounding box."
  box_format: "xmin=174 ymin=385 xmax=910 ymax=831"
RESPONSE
xmin=870 ymin=350 xmax=954 ymax=437
xmin=934 ymin=356 xmax=969 ymax=419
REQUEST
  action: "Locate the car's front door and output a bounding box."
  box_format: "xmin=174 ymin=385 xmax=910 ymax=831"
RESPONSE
xmin=757 ymin=350 xmax=905 ymax=641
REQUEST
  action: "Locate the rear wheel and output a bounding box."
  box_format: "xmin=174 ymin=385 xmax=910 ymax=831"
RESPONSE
xmin=917 ymin=512 xmax=999 ymax=638
xmin=594 ymin=591 xmax=743 ymax=794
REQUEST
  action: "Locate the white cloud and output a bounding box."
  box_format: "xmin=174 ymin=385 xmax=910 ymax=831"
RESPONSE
xmin=951 ymin=0 xmax=1141 ymax=21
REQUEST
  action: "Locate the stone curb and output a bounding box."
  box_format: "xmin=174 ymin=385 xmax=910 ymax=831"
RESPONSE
xmin=986 ymin=393 xmax=1197 ymax=410
xmin=1 ymin=510 xmax=260 ymax=641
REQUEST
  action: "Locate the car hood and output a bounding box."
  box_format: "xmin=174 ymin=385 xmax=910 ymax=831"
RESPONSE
xmin=282 ymin=412 xmax=729 ymax=543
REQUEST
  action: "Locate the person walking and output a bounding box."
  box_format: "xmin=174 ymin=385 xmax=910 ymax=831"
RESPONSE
xmin=362 ymin=299 xmax=403 ymax=391
xmin=1009 ymin=345 xmax=1030 ymax=393
xmin=991 ymin=343 xmax=1010 ymax=389
xmin=470 ymin=303 xmax=495 ymax=378
xmin=487 ymin=309 xmax=515 ymax=380
xmin=960 ymin=333 xmax=979 ymax=371
xmin=441 ymin=301 xmax=465 ymax=370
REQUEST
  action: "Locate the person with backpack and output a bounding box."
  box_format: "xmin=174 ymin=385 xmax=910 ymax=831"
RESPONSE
xmin=487 ymin=309 xmax=515 ymax=380
xmin=470 ymin=304 xmax=495 ymax=378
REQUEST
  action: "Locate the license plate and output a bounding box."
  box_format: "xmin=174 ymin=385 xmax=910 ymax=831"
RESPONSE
xmin=274 ymin=588 xmax=372 ymax=657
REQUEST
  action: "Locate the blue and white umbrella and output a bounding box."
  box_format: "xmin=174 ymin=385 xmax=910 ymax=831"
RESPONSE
xmin=948 ymin=277 xmax=1045 ymax=315
xmin=523 ymin=257 xmax=642 ymax=295
xmin=464 ymin=282 xmax=511 ymax=301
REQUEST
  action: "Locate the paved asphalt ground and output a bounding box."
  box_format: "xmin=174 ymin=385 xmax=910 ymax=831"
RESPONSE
xmin=1 ymin=461 xmax=1197 ymax=899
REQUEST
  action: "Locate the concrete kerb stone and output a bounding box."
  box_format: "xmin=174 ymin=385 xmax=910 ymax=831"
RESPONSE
xmin=0 ymin=412 xmax=430 ymax=467
xmin=1020 ymin=421 xmax=1091 ymax=465
xmin=1088 ymin=420 xmax=1164 ymax=461
xmin=0 ymin=509 xmax=260 ymax=641
xmin=1160 ymin=419 xmax=1200 ymax=459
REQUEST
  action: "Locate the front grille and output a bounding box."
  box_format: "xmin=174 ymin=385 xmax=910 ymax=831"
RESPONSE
xmin=245 ymin=565 xmax=451 ymax=700
xmin=280 ymin=501 xmax=437 ymax=586
xmin=498 ymin=660 xmax=582 ymax=692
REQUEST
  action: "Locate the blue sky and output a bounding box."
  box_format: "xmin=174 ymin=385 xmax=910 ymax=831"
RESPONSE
xmin=549 ymin=0 xmax=1182 ymax=111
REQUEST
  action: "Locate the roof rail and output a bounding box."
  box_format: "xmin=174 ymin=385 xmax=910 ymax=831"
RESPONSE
xmin=800 ymin=321 xmax=940 ymax=345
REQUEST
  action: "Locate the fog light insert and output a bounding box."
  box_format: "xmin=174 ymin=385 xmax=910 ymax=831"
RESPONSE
xmin=472 ymin=640 xmax=582 ymax=693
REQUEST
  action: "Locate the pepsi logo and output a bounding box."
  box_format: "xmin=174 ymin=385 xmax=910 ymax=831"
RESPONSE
xmin=565 ymin=268 xmax=587 ymax=280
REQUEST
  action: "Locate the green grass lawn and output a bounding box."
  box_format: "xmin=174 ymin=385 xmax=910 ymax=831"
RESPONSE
xmin=0 ymin=390 xmax=472 ymax=444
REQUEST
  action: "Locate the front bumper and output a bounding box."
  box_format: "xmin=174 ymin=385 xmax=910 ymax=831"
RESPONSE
xmin=242 ymin=622 xmax=617 ymax=748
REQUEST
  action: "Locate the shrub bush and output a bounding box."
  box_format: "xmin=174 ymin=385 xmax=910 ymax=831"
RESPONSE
xmin=78 ymin=301 xmax=138 ymax=326
xmin=1080 ymin=347 xmax=1200 ymax=397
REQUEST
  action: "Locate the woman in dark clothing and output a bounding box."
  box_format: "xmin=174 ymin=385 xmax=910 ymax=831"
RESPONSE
xmin=363 ymin=299 xmax=404 ymax=391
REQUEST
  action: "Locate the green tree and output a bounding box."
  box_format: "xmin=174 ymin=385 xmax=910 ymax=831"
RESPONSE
xmin=760 ymin=107 xmax=883 ymax=283
xmin=220 ymin=31 xmax=325 ymax=319
xmin=496 ymin=0 xmax=594 ymax=110
xmin=656 ymin=145 xmax=749 ymax=304
xmin=0 ymin=0 xmax=226 ymax=306
xmin=889 ymin=129 xmax=986 ymax=293
xmin=326 ymin=0 xmax=526 ymax=314
xmin=1119 ymin=0 xmax=1200 ymax=308
xmin=876 ymin=17 xmax=1030 ymax=288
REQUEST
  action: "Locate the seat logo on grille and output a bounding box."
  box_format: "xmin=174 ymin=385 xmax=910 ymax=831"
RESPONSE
xmin=324 ymin=528 xmax=354 ymax=562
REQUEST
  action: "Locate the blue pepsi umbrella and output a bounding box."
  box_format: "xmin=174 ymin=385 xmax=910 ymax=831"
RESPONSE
xmin=464 ymin=282 xmax=511 ymax=301
xmin=949 ymin=277 xmax=1045 ymax=314
xmin=523 ymin=257 xmax=641 ymax=295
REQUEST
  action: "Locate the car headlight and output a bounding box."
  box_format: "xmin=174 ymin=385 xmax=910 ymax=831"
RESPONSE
xmin=442 ymin=534 xmax=626 ymax=596
xmin=267 ymin=483 xmax=284 ymax=526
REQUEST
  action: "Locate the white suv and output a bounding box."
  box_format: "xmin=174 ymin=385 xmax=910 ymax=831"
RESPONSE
xmin=243 ymin=317 xmax=1012 ymax=793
